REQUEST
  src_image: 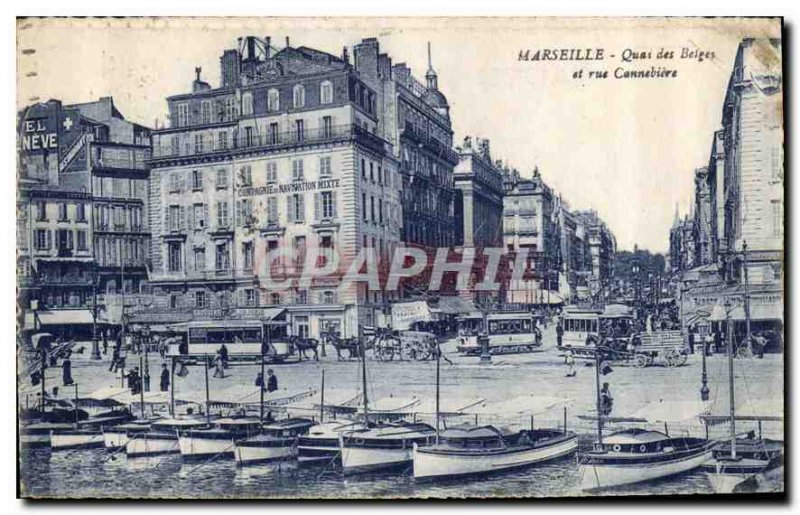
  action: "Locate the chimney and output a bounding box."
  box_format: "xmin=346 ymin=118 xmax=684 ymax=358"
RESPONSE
xmin=285 ymin=36 xmax=290 ymax=48
xmin=265 ymin=36 xmax=271 ymax=59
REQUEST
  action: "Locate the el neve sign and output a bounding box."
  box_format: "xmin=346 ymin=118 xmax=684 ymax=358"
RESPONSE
xmin=22 ymin=120 xmax=58 ymax=151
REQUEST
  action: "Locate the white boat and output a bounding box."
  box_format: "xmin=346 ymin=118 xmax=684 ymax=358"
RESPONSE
xmin=413 ymin=425 xmax=578 ymax=480
xmin=297 ymin=418 xmax=365 ymax=464
xmin=126 ymin=418 xmax=208 ymax=458
xmin=339 ymin=422 xmax=436 ymax=474
xmin=178 ymin=417 xmax=262 ymax=460
xmin=234 ymin=417 xmax=315 ymax=466
xmin=20 ymin=422 xmax=73 ymax=448
xmin=702 ymin=437 xmax=784 ymax=493
xmin=578 ymin=428 xmax=714 ymax=491
xmin=103 ymin=420 xmax=157 ymax=449
xmin=50 ymin=429 xmax=106 ymax=450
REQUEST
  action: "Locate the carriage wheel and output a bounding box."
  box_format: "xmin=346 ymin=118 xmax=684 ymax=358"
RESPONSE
xmin=675 ymin=352 xmax=688 ymax=366
xmin=665 ymin=350 xmax=681 ymax=367
xmin=735 ymin=345 xmax=753 ymax=359
xmin=634 ymin=354 xmax=649 ymax=368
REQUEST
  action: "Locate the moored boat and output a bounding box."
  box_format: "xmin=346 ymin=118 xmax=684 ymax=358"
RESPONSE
xmin=178 ymin=417 xmax=262 ymax=460
xmin=339 ymin=421 xmax=436 ymax=474
xmin=578 ymin=428 xmax=714 ymax=491
xmin=413 ymin=425 xmax=578 ymax=480
xmin=103 ymin=420 xmax=157 ymax=449
xmin=126 ymin=418 xmax=208 ymax=458
xmin=234 ymin=417 xmax=315 ymax=466
xmin=297 ymin=419 xmax=364 ymax=464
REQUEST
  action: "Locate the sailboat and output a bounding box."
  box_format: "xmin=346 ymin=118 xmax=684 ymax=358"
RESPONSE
xmin=577 ymin=347 xmax=714 ymax=491
xmin=699 ymin=306 xmax=784 ymax=493
xmin=339 ymin=338 xmax=435 ymax=474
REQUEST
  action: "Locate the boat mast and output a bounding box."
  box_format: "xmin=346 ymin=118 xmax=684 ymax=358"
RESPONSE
xmin=204 ymin=353 xmax=211 ymax=426
xmin=435 ymin=341 xmax=441 ymax=443
xmin=260 ymin=324 xmax=268 ymax=422
xmin=320 ymin=368 xmax=325 ymax=423
xmin=139 ymin=351 xmax=145 ymax=419
xmin=594 ymin=348 xmax=603 ymax=448
xmin=361 ymin=335 xmax=369 ymax=427
xmin=725 ymin=299 xmax=736 ymax=459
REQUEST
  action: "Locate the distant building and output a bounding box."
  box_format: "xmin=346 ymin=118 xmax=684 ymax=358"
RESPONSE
xmin=18 ymin=97 xmax=152 ymax=335
xmin=693 ymin=166 xmax=714 ymax=266
xmin=501 ymin=167 xmax=560 ymax=305
xmin=145 ymin=37 xmax=400 ymax=337
xmin=572 ymin=209 xmax=616 ymax=292
xmin=354 ymin=38 xmax=459 ymax=250
xmin=453 ymin=136 xmax=504 ymax=248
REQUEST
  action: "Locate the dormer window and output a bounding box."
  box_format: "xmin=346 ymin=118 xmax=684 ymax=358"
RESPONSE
xmin=267 ymin=89 xmax=280 ymax=111
xmin=320 ymin=81 xmax=333 ymax=104
xmin=293 ymin=84 xmax=306 ymax=108
xmin=241 ymin=91 xmax=253 ymax=116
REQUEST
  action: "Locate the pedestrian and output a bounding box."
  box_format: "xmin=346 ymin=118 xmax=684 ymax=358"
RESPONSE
xmin=266 ymin=369 xmax=278 ymax=392
xmin=565 ymin=353 xmax=576 ymax=377
xmin=127 ymin=367 xmax=141 ymax=394
xmin=219 ymin=344 xmax=229 ymax=368
xmin=212 ymin=353 xmax=225 ymax=378
xmin=755 ymin=332 xmax=766 ymax=359
xmin=109 ymin=345 xmax=120 ymax=372
xmin=102 ymin=338 xmax=108 ymax=356
xmin=255 ymin=371 xmax=264 ymax=388
xmin=599 ymin=382 xmax=613 ymax=415
xmin=61 ymin=354 xmax=74 ymax=386
xmin=556 ymin=322 xmax=564 ymax=348
xmin=159 ymin=363 xmax=170 ymax=392
xmin=687 ymin=326 xmax=695 ymax=354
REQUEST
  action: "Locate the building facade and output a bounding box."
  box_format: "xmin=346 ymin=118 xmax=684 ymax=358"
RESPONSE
xmin=501 ymin=167 xmax=560 ymax=305
xmin=18 ymin=97 xmax=151 ymax=335
xmin=353 ymin=38 xmax=459 ymax=250
xmin=146 ymin=37 xmax=401 ymax=338
xmin=572 ymin=209 xmax=616 ymax=292
xmin=452 ymin=136 xmax=504 ymax=248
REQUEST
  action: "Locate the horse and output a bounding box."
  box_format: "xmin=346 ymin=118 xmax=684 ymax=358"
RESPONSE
xmin=330 ymin=336 xmax=362 ymax=361
xmin=294 ymin=337 xmax=319 ymax=361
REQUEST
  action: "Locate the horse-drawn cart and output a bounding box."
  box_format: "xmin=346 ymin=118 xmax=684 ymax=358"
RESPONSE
xmin=565 ymin=330 xmax=688 ymax=368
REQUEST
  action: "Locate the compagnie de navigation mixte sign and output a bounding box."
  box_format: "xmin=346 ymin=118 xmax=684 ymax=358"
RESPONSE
xmin=238 ymin=178 xmax=341 ymax=197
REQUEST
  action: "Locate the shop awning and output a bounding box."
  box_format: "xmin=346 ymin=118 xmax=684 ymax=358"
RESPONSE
xmin=434 ymin=296 xmax=476 ymax=315
xmin=36 ymin=309 xmax=94 ymax=326
xmin=709 ymin=303 xmax=783 ymax=322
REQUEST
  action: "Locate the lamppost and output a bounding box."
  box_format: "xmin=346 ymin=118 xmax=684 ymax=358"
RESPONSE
xmin=90 ymin=262 xmax=101 ymax=360
xmin=141 ymin=325 xmax=151 ymax=392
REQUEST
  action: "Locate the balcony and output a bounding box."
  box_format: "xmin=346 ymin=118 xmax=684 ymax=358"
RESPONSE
xmin=151 ymin=124 xmax=391 ymax=162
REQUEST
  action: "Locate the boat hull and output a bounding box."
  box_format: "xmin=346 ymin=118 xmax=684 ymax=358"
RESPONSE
xmin=298 ymin=444 xmax=340 ymax=464
xmin=178 ymin=435 xmax=236 ymax=460
xmin=50 ymin=430 xmax=105 ymax=451
xmin=340 ymin=444 xmax=414 ymax=474
xmin=579 ymin=447 xmax=713 ymax=491
xmin=126 ymin=434 xmax=180 ymax=458
xmin=234 ymin=440 xmax=297 ymax=466
xmin=413 ymin=435 xmax=578 ymax=480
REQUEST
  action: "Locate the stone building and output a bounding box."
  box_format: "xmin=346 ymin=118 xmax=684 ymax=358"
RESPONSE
xmin=692 ymin=166 xmax=714 ymax=267
xmin=452 ymin=136 xmax=504 ymax=248
xmin=501 ymin=167 xmax=560 ymax=305
xmin=18 ymin=97 xmax=151 ymax=336
xmin=146 ymin=37 xmax=401 ymax=338
xmin=572 ymin=209 xmax=616 ymax=291
xmin=353 ymin=38 xmax=459 ymax=250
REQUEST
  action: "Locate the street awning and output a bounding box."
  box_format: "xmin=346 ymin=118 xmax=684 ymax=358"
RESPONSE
xmin=434 ymin=296 xmax=477 ymax=315
xmin=36 ymin=309 xmax=94 ymax=326
xmin=708 ymin=303 xmax=783 ymax=322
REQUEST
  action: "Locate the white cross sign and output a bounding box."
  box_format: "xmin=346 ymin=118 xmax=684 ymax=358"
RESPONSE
xmin=63 ymin=117 xmax=73 ymax=131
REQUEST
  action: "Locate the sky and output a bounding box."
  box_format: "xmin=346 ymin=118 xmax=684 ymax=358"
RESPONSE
xmin=16 ymin=17 xmax=781 ymax=253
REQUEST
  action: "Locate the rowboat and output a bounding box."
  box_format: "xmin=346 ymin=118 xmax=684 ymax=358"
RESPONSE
xmin=413 ymin=425 xmax=578 ymax=480
xmin=234 ymin=417 xmax=315 ymax=466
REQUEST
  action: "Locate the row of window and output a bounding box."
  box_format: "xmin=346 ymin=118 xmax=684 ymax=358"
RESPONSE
xmin=94 ymin=236 xmax=146 ymax=267
xmin=34 ymin=228 xmax=89 ymax=252
xmin=165 ymin=190 xmax=339 ymax=232
xmin=174 ymin=81 xmax=341 ymax=128
xmin=168 ymin=157 xmax=335 ymax=195
xmin=94 ymin=204 xmax=144 ymax=232
xmin=92 ymin=176 xmax=147 ymax=200
xmin=185 ymin=288 xmax=338 ymax=310
xmin=34 ymin=201 xmax=88 ymax=223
